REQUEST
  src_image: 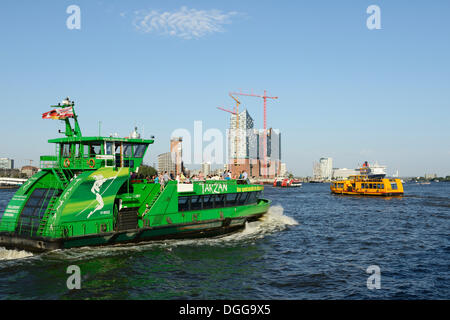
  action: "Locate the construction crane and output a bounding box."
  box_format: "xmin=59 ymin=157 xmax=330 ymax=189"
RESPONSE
xmin=216 ymin=106 xmax=236 ymax=115
xmin=230 ymin=90 xmax=278 ymax=177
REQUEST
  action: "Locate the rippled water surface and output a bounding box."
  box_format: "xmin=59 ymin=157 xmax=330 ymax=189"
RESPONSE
xmin=0 ymin=183 xmax=449 ymax=299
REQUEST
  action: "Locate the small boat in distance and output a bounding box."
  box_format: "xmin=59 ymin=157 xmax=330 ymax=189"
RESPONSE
xmin=330 ymin=161 xmax=404 ymax=196
xmin=273 ymin=178 xmax=302 ymax=188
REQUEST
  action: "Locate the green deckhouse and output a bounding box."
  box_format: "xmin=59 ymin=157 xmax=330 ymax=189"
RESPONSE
xmin=0 ymin=98 xmax=271 ymax=252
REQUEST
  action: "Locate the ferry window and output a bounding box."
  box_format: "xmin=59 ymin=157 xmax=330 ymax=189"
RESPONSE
xmin=134 ymin=144 xmax=146 ymax=158
xmin=247 ymin=192 xmax=258 ymax=205
xmin=380 ymin=184 xmax=384 ymax=189
xmin=237 ymin=193 xmax=248 ymax=205
xmin=61 ymin=144 xmax=71 ymax=158
xmin=391 ymin=182 xmax=398 ymax=190
xmin=191 ymin=196 xmax=202 ymax=211
xmin=75 ymin=144 xmax=81 ymax=157
xmin=106 ymin=142 xmax=113 ymax=155
xmin=203 ymin=194 xmax=215 ymax=209
xmin=225 ymin=193 xmax=238 ymax=207
xmin=123 ymin=143 xmax=132 ymax=157
xmin=214 ymin=194 xmax=225 ymax=208
xmin=124 ymin=160 xmax=134 ymax=168
xmin=89 ymin=144 xmax=102 ymax=156
xmin=369 ymin=183 xmax=373 ymax=189
xmin=115 ymin=144 xmax=121 ymax=154
xmin=178 ymin=196 xmax=190 ymax=212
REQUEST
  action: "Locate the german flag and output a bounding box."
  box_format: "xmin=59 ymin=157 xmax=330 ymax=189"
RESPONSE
xmin=42 ymin=106 xmax=74 ymax=120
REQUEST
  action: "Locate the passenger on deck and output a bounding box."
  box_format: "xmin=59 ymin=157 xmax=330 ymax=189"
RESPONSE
xmin=242 ymin=170 xmax=249 ymax=184
xmin=163 ymin=171 xmax=170 ymax=183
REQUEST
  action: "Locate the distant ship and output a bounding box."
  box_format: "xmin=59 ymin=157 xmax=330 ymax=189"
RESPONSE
xmin=359 ymin=161 xmax=387 ymax=179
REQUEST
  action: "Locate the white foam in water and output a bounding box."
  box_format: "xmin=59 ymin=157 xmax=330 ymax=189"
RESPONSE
xmin=223 ymin=205 xmax=298 ymax=241
xmin=0 ymin=247 xmax=33 ymax=260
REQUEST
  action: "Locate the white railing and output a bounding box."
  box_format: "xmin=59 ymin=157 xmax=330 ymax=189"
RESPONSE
xmin=0 ymin=177 xmax=27 ymax=185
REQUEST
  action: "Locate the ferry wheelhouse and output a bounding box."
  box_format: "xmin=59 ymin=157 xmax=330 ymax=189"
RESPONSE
xmin=0 ymin=98 xmax=271 ymax=252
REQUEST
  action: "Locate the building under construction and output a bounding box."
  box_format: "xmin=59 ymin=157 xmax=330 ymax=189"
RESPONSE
xmin=226 ymin=109 xmax=282 ymax=179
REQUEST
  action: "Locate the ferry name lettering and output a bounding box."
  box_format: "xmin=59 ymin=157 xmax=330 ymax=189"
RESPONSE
xmin=201 ymin=183 xmax=227 ymax=194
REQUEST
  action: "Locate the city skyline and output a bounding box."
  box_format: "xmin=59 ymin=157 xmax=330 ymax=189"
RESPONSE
xmin=0 ymin=1 xmax=449 ymax=177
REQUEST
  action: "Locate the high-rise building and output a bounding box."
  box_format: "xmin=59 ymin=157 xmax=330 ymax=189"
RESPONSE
xmin=313 ymin=162 xmax=321 ymax=180
xmin=280 ymin=163 xmax=287 ymax=177
xmin=170 ymin=137 xmax=183 ymax=175
xmin=202 ymin=162 xmax=211 ymax=176
xmin=319 ymin=157 xmax=333 ymax=180
xmin=229 ymin=109 xmax=255 ymax=160
xmin=313 ymin=157 xmax=333 ymax=180
xmin=0 ymin=158 xmax=14 ymax=169
xmin=158 ymin=152 xmax=175 ymax=174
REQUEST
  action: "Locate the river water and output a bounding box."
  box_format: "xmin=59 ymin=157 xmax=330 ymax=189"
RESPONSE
xmin=0 ymin=183 xmax=448 ymax=299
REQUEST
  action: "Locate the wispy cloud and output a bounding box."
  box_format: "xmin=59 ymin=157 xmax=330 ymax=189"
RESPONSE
xmin=132 ymin=6 xmax=238 ymax=39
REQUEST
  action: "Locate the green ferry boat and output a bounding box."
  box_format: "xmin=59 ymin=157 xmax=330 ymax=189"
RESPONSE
xmin=0 ymin=98 xmax=271 ymax=252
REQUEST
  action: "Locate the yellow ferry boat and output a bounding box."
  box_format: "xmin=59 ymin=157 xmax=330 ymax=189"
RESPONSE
xmin=330 ymin=162 xmax=404 ymax=196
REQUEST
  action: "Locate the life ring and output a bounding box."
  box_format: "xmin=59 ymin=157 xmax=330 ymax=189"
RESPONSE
xmin=63 ymin=158 xmax=70 ymax=168
xmin=87 ymin=158 xmax=95 ymax=168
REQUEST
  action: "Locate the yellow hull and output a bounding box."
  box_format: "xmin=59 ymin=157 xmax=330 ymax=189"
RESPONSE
xmin=330 ymin=176 xmax=404 ymax=196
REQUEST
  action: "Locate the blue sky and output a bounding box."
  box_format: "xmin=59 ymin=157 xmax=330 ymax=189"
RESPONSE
xmin=0 ymin=0 xmax=449 ymax=176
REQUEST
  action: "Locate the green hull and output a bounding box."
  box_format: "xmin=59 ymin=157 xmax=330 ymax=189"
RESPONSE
xmin=0 ymin=200 xmax=269 ymax=252
xmin=0 ymin=173 xmax=270 ymax=252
